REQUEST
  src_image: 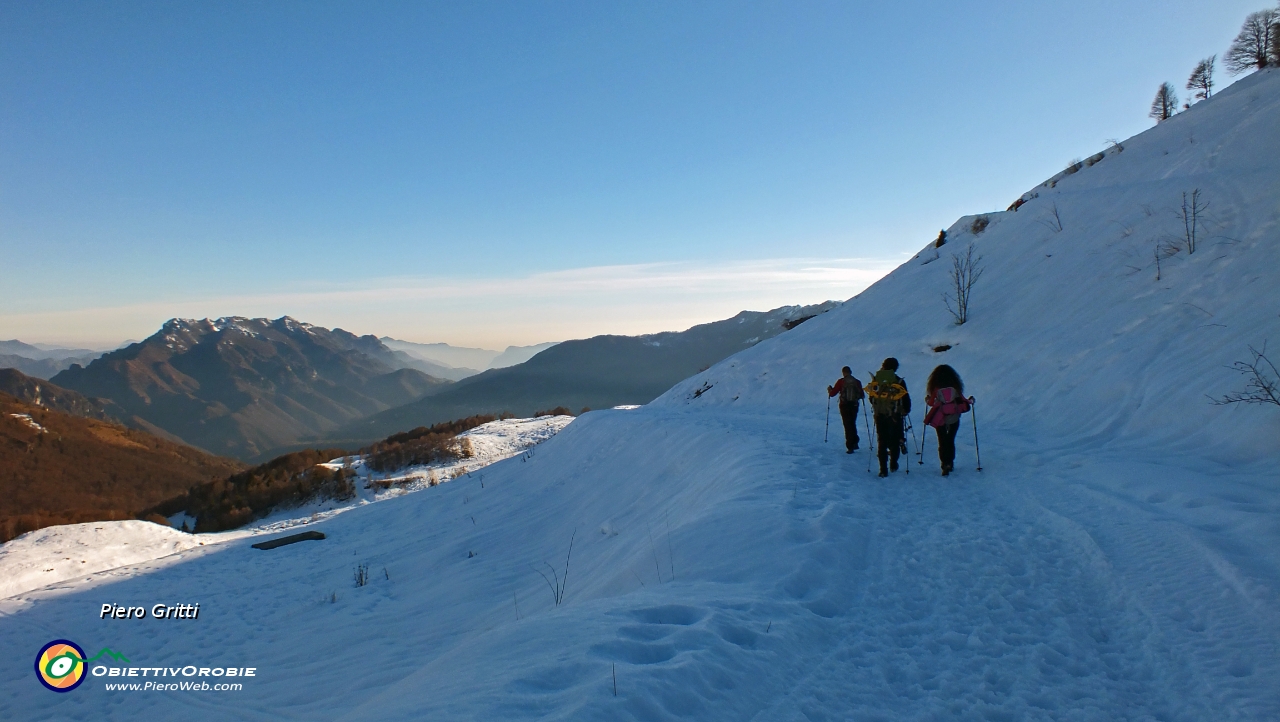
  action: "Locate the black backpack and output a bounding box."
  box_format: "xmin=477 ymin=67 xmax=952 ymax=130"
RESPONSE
xmin=840 ymin=378 xmax=863 ymax=404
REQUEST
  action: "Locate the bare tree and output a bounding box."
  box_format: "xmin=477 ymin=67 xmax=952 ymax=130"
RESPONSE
xmin=1180 ymin=189 xmax=1208 ymax=254
xmin=1225 ymin=9 xmax=1278 ymax=74
xmin=1212 ymin=343 xmax=1280 ymax=407
xmin=943 ymin=244 xmax=985 ymax=325
xmin=1275 ymin=4 xmax=1280 ymax=66
xmin=1186 ymin=56 xmax=1216 ymax=101
xmin=1149 ymin=82 xmax=1178 ymax=122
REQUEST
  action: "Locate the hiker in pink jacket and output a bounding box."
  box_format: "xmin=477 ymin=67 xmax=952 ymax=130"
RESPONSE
xmin=924 ymin=364 xmax=973 ymax=476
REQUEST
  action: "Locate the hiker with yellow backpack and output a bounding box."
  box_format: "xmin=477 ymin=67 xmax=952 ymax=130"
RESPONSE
xmin=865 ymin=358 xmax=911 ymax=478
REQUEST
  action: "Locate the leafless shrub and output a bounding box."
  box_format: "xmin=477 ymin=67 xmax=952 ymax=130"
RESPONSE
xmin=969 ymin=215 xmax=990 ymax=235
xmin=1064 ymin=158 xmax=1084 ymax=175
xmin=943 ymin=244 xmax=985 ymax=326
xmin=1213 ymin=343 xmax=1279 ymax=406
xmin=1180 ymin=189 xmax=1208 ymax=253
xmin=354 ymin=563 xmax=369 ymax=587
xmin=1038 ymin=202 xmax=1064 ymax=233
xmin=1153 ymin=239 xmax=1181 ymax=281
xmin=532 ymin=529 xmax=577 ymax=605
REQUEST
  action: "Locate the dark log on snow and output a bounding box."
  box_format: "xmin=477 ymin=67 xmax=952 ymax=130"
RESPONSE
xmin=251 ymin=530 xmax=326 ymax=550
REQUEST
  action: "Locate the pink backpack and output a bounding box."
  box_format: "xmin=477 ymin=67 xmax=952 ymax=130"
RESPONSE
xmin=925 ymin=387 xmax=970 ymax=427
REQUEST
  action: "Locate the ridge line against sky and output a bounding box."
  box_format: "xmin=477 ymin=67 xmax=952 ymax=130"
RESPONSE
xmin=0 ymin=257 xmax=899 ymax=348
xmin=0 ymin=1 xmax=1266 ymax=348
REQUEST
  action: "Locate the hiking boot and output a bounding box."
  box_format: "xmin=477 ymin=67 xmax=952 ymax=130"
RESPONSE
xmin=889 ymin=460 xmax=899 ymax=472
xmin=941 ymin=467 xmax=950 ymax=477
xmin=877 ymin=469 xmax=888 ymax=478
xmin=900 ymin=441 xmax=908 ymax=455
xmin=846 ymin=449 xmax=855 ymax=454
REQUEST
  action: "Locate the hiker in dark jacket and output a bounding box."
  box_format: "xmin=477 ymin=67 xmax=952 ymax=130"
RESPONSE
xmin=867 ymin=358 xmax=911 ymax=477
xmin=924 ymin=364 xmax=973 ymax=477
xmin=827 ymin=366 xmax=863 ymax=453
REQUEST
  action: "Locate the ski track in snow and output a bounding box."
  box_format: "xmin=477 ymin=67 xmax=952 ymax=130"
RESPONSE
xmin=3 ymin=68 xmax=1280 ymax=721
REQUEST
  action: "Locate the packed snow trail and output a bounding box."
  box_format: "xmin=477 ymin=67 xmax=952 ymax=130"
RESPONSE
xmin=1 ymin=409 xmax=1276 ymax=719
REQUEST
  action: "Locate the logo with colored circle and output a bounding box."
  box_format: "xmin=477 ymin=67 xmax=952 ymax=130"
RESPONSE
xmin=35 ymin=640 xmax=87 ymax=692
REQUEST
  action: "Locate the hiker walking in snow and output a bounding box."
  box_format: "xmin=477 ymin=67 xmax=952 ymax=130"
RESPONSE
xmin=866 ymin=358 xmax=911 ymax=478
xmin=924 ymin=364 xmax=973 ymax=477
xmin=827 ymin=366 xmax=864 ymax=453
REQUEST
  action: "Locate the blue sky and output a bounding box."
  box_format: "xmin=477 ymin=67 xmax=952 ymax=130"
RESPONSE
xmin=0 ymin=0 xmax=1265 ymax=348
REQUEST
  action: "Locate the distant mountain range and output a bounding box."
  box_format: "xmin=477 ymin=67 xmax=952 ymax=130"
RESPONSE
xmin=9 ymin=304 xmax=837 ymax=462
xmin=330 ymin=302 xmax=839 ymax=445
xmin=50 ymin=317 xmax=451 ymax=460
xmin=0 ymin=392 xmax=244 ymax=542
xmin=381 ymin=338 xmax=559 ymax=378
xmin=0 ymin=368 xmax=118 ymax=421
xmin=0 ymin=340 xmax=102 ymax=380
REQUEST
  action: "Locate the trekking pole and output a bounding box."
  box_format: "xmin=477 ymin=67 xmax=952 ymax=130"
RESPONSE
xmin=862 ymin=401 xmax=874 ymax=474
xmin=917 ymin=417 xmax=928 ymax=465
xmin=902 ymin=418 xmax=913 ymax=475
xmin=824 ymin=396 xmax=831 ymax=443
xmin=906 ymin=418 xmax=920 ymax=458
xmin=970 ymin=397 xmax=982 ymax=471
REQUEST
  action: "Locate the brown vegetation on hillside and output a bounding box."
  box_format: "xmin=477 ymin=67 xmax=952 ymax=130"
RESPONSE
xmin=147 ymin=412 xmax=538 ymax=533
xmin=0 ymin=393 xmax=244 ymax=542
xmin=156 ymin=449 xmax=354 ymax=533
xmin=360 ymin=413 xmax=502 ymax=473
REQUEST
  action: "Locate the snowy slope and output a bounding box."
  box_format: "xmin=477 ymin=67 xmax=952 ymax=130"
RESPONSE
xmin=0 ymin=416 xmax=573 ymax=601
xmin=0 ymin=522 xmax=214 ymax=602
xmin=664 ymin=68 xmax=1280 ymax=456
xmin=2 ymin=71 xmax=1278 ymax=720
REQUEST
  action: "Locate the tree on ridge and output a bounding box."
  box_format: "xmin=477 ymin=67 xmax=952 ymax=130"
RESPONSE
xmin=1187 ymin=56 xmax=1216 ymax=102
xmin=1224 ymin=9 xmax=1278 ymax=74
xmin=1149 ymin=82 xmax=1178 ymax=122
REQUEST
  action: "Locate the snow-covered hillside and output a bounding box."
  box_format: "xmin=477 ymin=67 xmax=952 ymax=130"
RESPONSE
xmin=0 ymin=416 xmax=572 ymax=601
xmin=2 ymin=70 xmax=1278 ymax=720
